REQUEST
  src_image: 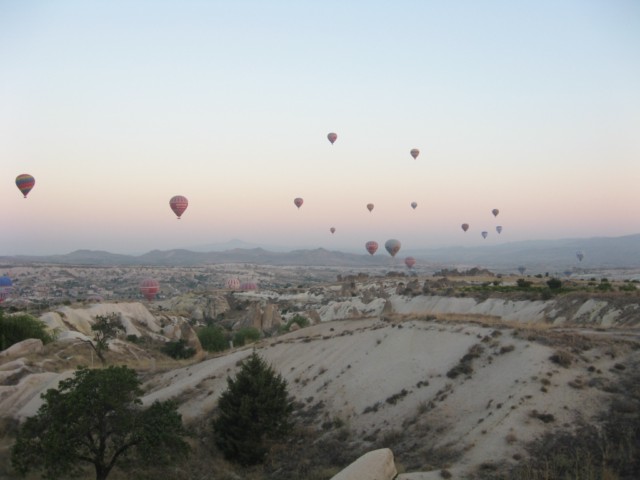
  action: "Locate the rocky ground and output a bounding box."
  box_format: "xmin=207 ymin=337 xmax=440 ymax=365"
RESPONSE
xmin=1 ymin=272 xmax=639 ymax=479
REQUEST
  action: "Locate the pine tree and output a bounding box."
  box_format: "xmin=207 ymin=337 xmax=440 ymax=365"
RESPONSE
xmin=213 ymin=350 xmax=293 ymax=465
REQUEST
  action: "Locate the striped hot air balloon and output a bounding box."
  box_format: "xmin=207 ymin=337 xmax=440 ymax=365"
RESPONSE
xmin=139 ymin=278 xmax=159 ymax=301
xmin=16 ymin=174 xmax=35 ymax=198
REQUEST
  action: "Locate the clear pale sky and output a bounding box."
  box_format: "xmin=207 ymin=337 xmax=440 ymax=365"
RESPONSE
xmin=1 ymin=1 xmax=639 ymax=255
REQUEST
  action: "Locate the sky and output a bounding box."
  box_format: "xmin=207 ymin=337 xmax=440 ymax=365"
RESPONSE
xmin=1 ymin=1 xmax=639 ymax=255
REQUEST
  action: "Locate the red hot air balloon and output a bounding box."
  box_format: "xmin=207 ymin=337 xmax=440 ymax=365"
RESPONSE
xmin=330 ymin=227 xmax=336 ymax=234
xmin=366 ymin=203 xmax=374 ymax=212
xmin=169 ymin=195 xmax=188 ymax=219
xmin=411 ymin=201 xmax=417 ymax=210
xmin=404 ymin=256 xmax=416 ymax=269
xmin=365 ymin=241 xmax=378 ymax=255
xmin=294 ymin=197 xmax=304 ymax=209
xmin=481 ymin=231 xmax=488 ymax=239
xmin=410 ymin=148 xmax=420 ymax=159
xmin=327 ymin=132 xmax=337 ymax=144
xmin=492 ymin=208 xmax=499 ymax=217
xmin=240 ymin=281 xmax=258 ymax=291
xmin=461 ymin=223 xmax=469 ymax=232
xmin=226 ymin=278 xmax=240 ymax=290
xmin=15 ymin=174 xmax=35 ymax=198
xmin=385 ymin=239 xmax=401 ymax=257
xmin=139 ymin=278 xmax=160 ymax=301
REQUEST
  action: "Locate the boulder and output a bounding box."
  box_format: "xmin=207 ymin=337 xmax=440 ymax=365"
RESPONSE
xmin=0 ymin=339 xmax=43 ymax=359
xmin=236 ymin=301 xmax=283 ymax=332
xmin=330 ymin=448 xmax=397 ymax=480
xmin=161 ymin=317 xmax=203 ymax=354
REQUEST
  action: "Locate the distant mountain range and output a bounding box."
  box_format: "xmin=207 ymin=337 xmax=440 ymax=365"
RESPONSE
xmin=1 ymin=234 xmax=638 ymax=271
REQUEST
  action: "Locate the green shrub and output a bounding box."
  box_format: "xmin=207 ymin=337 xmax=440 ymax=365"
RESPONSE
xmin=517 ymin=279 xmax=533 ymax=288
xmin=197 ymin=325 xmax=229 ymax=352
xmin=546 ymin=278 xmax=562 ymax=290
xmin=280 ymin=314 xmax=310 ymax=333
xmin=233 ymin=327 xmax=261 ymax=347
xmin=0 ymin=311 xmax=54 ymax=351
xmin=162 ymin=339 xmax=196 ymax=359
xmin=213 ymin=351 xmax=293 ymax=465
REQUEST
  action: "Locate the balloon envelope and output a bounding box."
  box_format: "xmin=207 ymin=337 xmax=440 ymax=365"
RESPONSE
xmin=496 ymin=225 xmax=503 ymax=234
xmin=330 ymin=227 xmax=336 ymax=234
xmin=169 ymin=195 xmax=188 ymax=219
xmin=240 ymin=281 xmax=258 ymax=291
xmin=410 ymin=148 xmax=420 ymax=159
xmin=294 ymin=197 xmax=304 ymax=209
xmin=576 ymin=251 xmax=584 ymax=262
xmin=404 ymin=256 xmax=416 ymax=268
xmin=517 ymin=266 xmax=526 ymax=275
xmin=327 ymin=132 xmax=337 ymax=144
xmin=492 ymin=208 xmax=499 ymax=217
xmin=226 ymin=278 xmax=240 ymax=290
xmin=16 ymin=174 xmax=35 ymax=198
xmin=461 ymin=223 xmax=469 ymax=232
xmin=365 ymin=241 xmax=378 ymax=255
xmin=0 ymin=276 xmax=13 ymax=303
xmin=385 ymin=239 xmax=401 ymax=257
xmin=481 ymin=231 xmax=488 ymax=239
xmin=139 ymin=278 xmax=159 ymax=301
xmin=411 ymin=201 xmax=417 ymax=210
xmin=366 ymin=203 xmax=374 ymax=212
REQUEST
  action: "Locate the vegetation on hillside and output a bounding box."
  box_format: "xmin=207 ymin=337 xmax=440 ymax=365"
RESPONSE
xmin=11 ymin=365 xmax=189 ymax=480
xmin=213 ymin=351 xmax=293 ymax=466
xmin=0 ymin=309 xmax=54 ymax=351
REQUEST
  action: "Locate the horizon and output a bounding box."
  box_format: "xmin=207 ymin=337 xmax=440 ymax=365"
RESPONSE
xmin=2 ymin=2 xmax=639 ymax=256
xmin=3 ymin=231 xmax=638 ymax=258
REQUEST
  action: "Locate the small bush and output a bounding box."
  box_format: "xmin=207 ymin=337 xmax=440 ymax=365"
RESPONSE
xmin=0 ymin=311 xmax=54 ymax=350
xmin=162 ymin=339 xmax=196 ymax=359
xmin=197 ymin=325 xmax=229 ymax=352
xmin=517 ymin=279 xmax=532 ymax=288
xmin=546 ymin=278 xmax=562 ymax=289
xmin=233 ymin=327 xmax=261 ymax=347
xmin=550 ymin=350 xmax=573 ymax=368
xmin=280 ymin=314 xmax=310 ymax=333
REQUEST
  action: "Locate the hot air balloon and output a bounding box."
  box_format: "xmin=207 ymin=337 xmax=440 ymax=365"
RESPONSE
xmin=576 ymin=251 xmax=584 ymax=262
xmin=411 ymin=201 xmax=417 ymax=210
xmin=169 ymin=195 xmax=188 ymax=219
xmin=492 ymin=208 xmax=499 ymax=217
xmin=404 ymin=256 xmax=416 ymax=269
xmin=294 ymin=197 xmax=304 ymax=209
xmin=365 ymin=241 xmax=378 ymax=255
xmin=330 ymin=227 xmax=336 ymax=234
xmin=517 ymin=266 xmax=526 ymax=275
xmin=139 ymin=278 xmax=159 ymax=301
xmin=410 ymin=148 xmax=420 ymax=159
xmin=240 ymin=281 xmax=258 ymax=291
xmin=366 ymin=203 xmax=374 ymax=212
xmin=496 ymin=226 xmax=503 ymax=234
xmin=0 ymin=276 xmax=13 ymax=303
xmin=481 ymin=231 xmax=488 ymax=239
xmin=15 ymin=174 xmax=35 ymax=198
xmin=226 ymin=278 xmax=241 ymax=290
xmin=461 ymin=223 xmax=469 ymax=232
xmin=385 ymin=239 xmax=401 ymax=257
xmin=327 ymin=132 xmax=337 ymax=144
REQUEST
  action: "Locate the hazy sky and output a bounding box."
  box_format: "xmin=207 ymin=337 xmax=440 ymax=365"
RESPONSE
xmin=2 ymin=1 xmax=639 ymax=255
